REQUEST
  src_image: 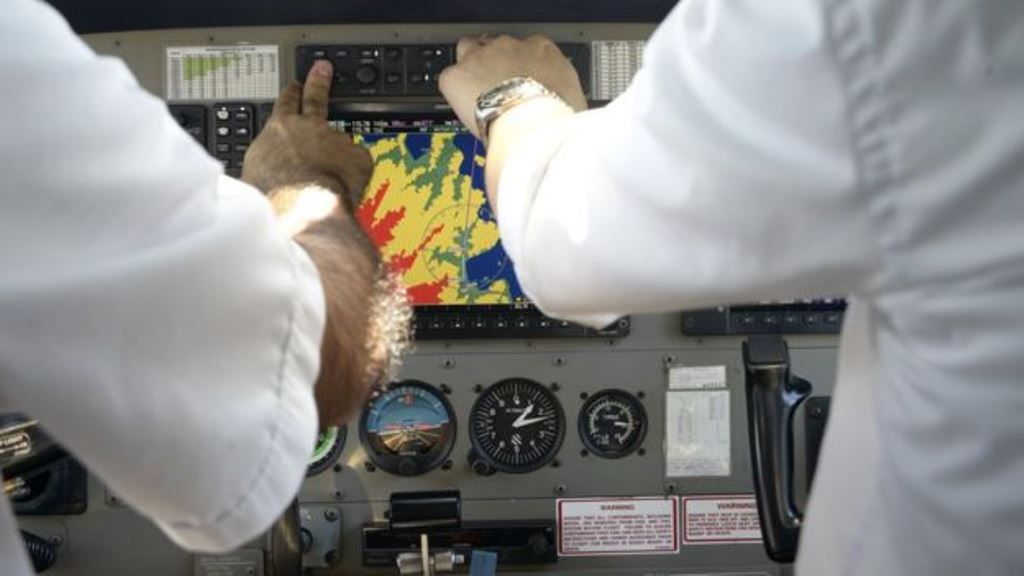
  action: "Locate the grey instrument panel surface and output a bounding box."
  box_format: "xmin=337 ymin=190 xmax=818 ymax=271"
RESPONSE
xmin=16 ymin=23 xmax=838 ymax=576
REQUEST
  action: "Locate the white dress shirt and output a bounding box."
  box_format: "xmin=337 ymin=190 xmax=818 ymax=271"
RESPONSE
xmin=1 ymin=1 xmax=324 ymax=574
xmin=500 ymin=1 xmax=1024 ymax=574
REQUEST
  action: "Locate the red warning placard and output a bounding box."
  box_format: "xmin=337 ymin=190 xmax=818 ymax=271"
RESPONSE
xmin=681 ymin=495 xmax=762 ymax=545
xmin=557 ymin=497 xmax=680 ymax=556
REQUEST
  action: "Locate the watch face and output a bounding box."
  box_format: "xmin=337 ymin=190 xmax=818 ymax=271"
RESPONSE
xmin=475 ymin=77 xmax=546 ymax=143
xmin=479 ymin=77 xmax=528 ymax=109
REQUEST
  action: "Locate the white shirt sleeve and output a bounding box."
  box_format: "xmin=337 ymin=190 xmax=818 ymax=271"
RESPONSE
xmin=0 ymin=0 xmax=323 ymax=553
xmin=498 ymin=0 xmax=882 ymax=327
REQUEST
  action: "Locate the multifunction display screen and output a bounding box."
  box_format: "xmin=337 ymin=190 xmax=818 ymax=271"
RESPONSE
xmin=336 ymin=114 xmax=527 ymax=307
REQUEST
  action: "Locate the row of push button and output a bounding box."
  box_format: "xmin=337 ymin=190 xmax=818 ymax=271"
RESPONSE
xmin=412 ymin=310 xmax=629 ymax=341
xmin=733 ymin=312 xmax=842 ymax=330
xmin=416 ymin=316 xmax=574 ymax=332
xmin=211 ymin=103 xmax=256 ymax=176
xmin=297 ymin=44 xmax=454 ymax=97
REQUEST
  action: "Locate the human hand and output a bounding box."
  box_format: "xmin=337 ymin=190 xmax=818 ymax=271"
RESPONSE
xmin=242 ymin=60 xmax=372 ymax=212
xmin=250 ymin=62 xmax=411 ymax=427
xmin=438 ymin=35 xmax=587 ymax=140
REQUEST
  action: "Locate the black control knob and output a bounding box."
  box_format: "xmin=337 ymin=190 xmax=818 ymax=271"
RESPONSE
xmin=527 ymin=532 xmax=550 ymax=557
xmin=355 ymin=65 xmax=379 ymax=85
xmin=324 ymin=549 xmax=342 ymax=566
xmin=468 ymin=451 xmax=495 ymax=476
xmin=397 ymin=457 xmax=418 ymax=477
xmin=300 ymin=528 xmax=313 ymax=554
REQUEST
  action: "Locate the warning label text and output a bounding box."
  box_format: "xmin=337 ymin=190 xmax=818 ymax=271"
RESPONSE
xmin=557 ymin=497 xmax=679 ymax=556
xmin=681 ymin=495 xmax=762 ymax=544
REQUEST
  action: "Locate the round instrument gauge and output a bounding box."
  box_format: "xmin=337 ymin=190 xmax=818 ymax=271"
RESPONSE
xmin=468 ymin=378 xmax=565 ymax=474
xmin=359 ymin=380 xmax=456 ymax=477
xmin=578 ymin=389 xmax=647 ymax=458
xmin=307 ymin=426 xmax=347 ymax=476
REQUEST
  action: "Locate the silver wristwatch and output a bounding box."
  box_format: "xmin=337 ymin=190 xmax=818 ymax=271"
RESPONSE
xmin=474 ymin=76 xmax=561 ymax=147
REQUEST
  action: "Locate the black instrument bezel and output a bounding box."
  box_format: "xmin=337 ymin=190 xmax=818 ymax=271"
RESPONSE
xmin=306 ymin=426 xmax=347 ymax=476
xmin=577 ymin=388 xmax=648 ymax=459
xmin=359 ymin=380 xmax=457 ymax=477
xmin=468 ymin=377 xmax=566 ymax=474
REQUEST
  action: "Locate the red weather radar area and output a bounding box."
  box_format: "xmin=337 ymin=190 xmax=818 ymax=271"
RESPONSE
xmin=354 ymin=130 xmax=526 ymax=306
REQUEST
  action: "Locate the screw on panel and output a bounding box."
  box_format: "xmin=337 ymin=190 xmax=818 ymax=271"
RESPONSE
xmin=442 ymin=358 xmax=456 ymax=369
xmin=105 ymin=489 xmax=123 ymax=507
xmin=553 ymin=357 xmax=566 ymax=367
xmin=579 ymin=449 xmax=589 ymax=458
xmin=637 ymin=448 xmax=646 ymax=457
xmin=663 ymin=355 xmax=677 ymax=365
xmin=473 ymin=384 xmax=483 ymax=393
xmin=440 ymin=383 xmax=452 ymax=394
xmin=637 ymin=391 xmax=646 ymax=400
xmin=551 ymin=459 xmax=561 ymax=469
xmin=207 ymin=36 xmax=215 ymax=43
xmin=364 ymin=462 xmax=376 ymax=473
xmin=49 ymin=536 xmax=64 ymax=548
xmin=334 ymin=491 xmax=343 ymax=500
xmin=664 ymin=483 xmax=677 ymax=494
xmin=579 ymin=392 xmax=589 ymax=400
xmin=618 ymin=318 xmax=629 ymax=329
xmin=333 ymin=464 xmax=343 ymax=473
xmin=441 ymin=460 xmax=453 ymax=471
xmin=550 ymin=382 xmax=560 ymax=392
xmin=246 ymin=568 xmax=255 ymax=576
xmin=554 ymin=484 xmax=567 ymax=495
xmin=324 ymin=508 xmax=339 ymax=522
xmin=324 ymin=550 xmax=342 ymax=566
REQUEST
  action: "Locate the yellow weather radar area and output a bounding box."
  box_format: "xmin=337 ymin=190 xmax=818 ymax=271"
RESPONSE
xmin=354 ymin=131 xmax=526 ymax=306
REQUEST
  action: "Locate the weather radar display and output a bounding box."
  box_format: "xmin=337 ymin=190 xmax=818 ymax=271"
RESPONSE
xmin=339 ymin=116 xmax=526 ymax=306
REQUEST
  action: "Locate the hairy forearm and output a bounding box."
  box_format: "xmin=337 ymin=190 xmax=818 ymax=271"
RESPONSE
xmin=268 ymin=185 xmax=381 ymax=426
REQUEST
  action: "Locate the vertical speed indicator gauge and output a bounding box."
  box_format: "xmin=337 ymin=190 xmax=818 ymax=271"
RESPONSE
xmin=578 ymin=389 xmax=647 ymax=458
xmin=360 ymin=380 xmax=456 ymax=477
xmin=468 ymin=378 xmax=565 ymax=474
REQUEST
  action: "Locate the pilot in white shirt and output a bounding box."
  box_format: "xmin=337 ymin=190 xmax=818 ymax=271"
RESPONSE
xmin=3 ymin=0 xmax=1024 ymax=575
xmin=439 ymin=1 xmax=1024 ymax=575
xmin=1 ymin=1 xmax=410 ymax=574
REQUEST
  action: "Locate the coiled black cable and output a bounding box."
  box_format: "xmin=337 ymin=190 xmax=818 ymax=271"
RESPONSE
xmin=21 ymin=530 xmax=58 ymax=573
